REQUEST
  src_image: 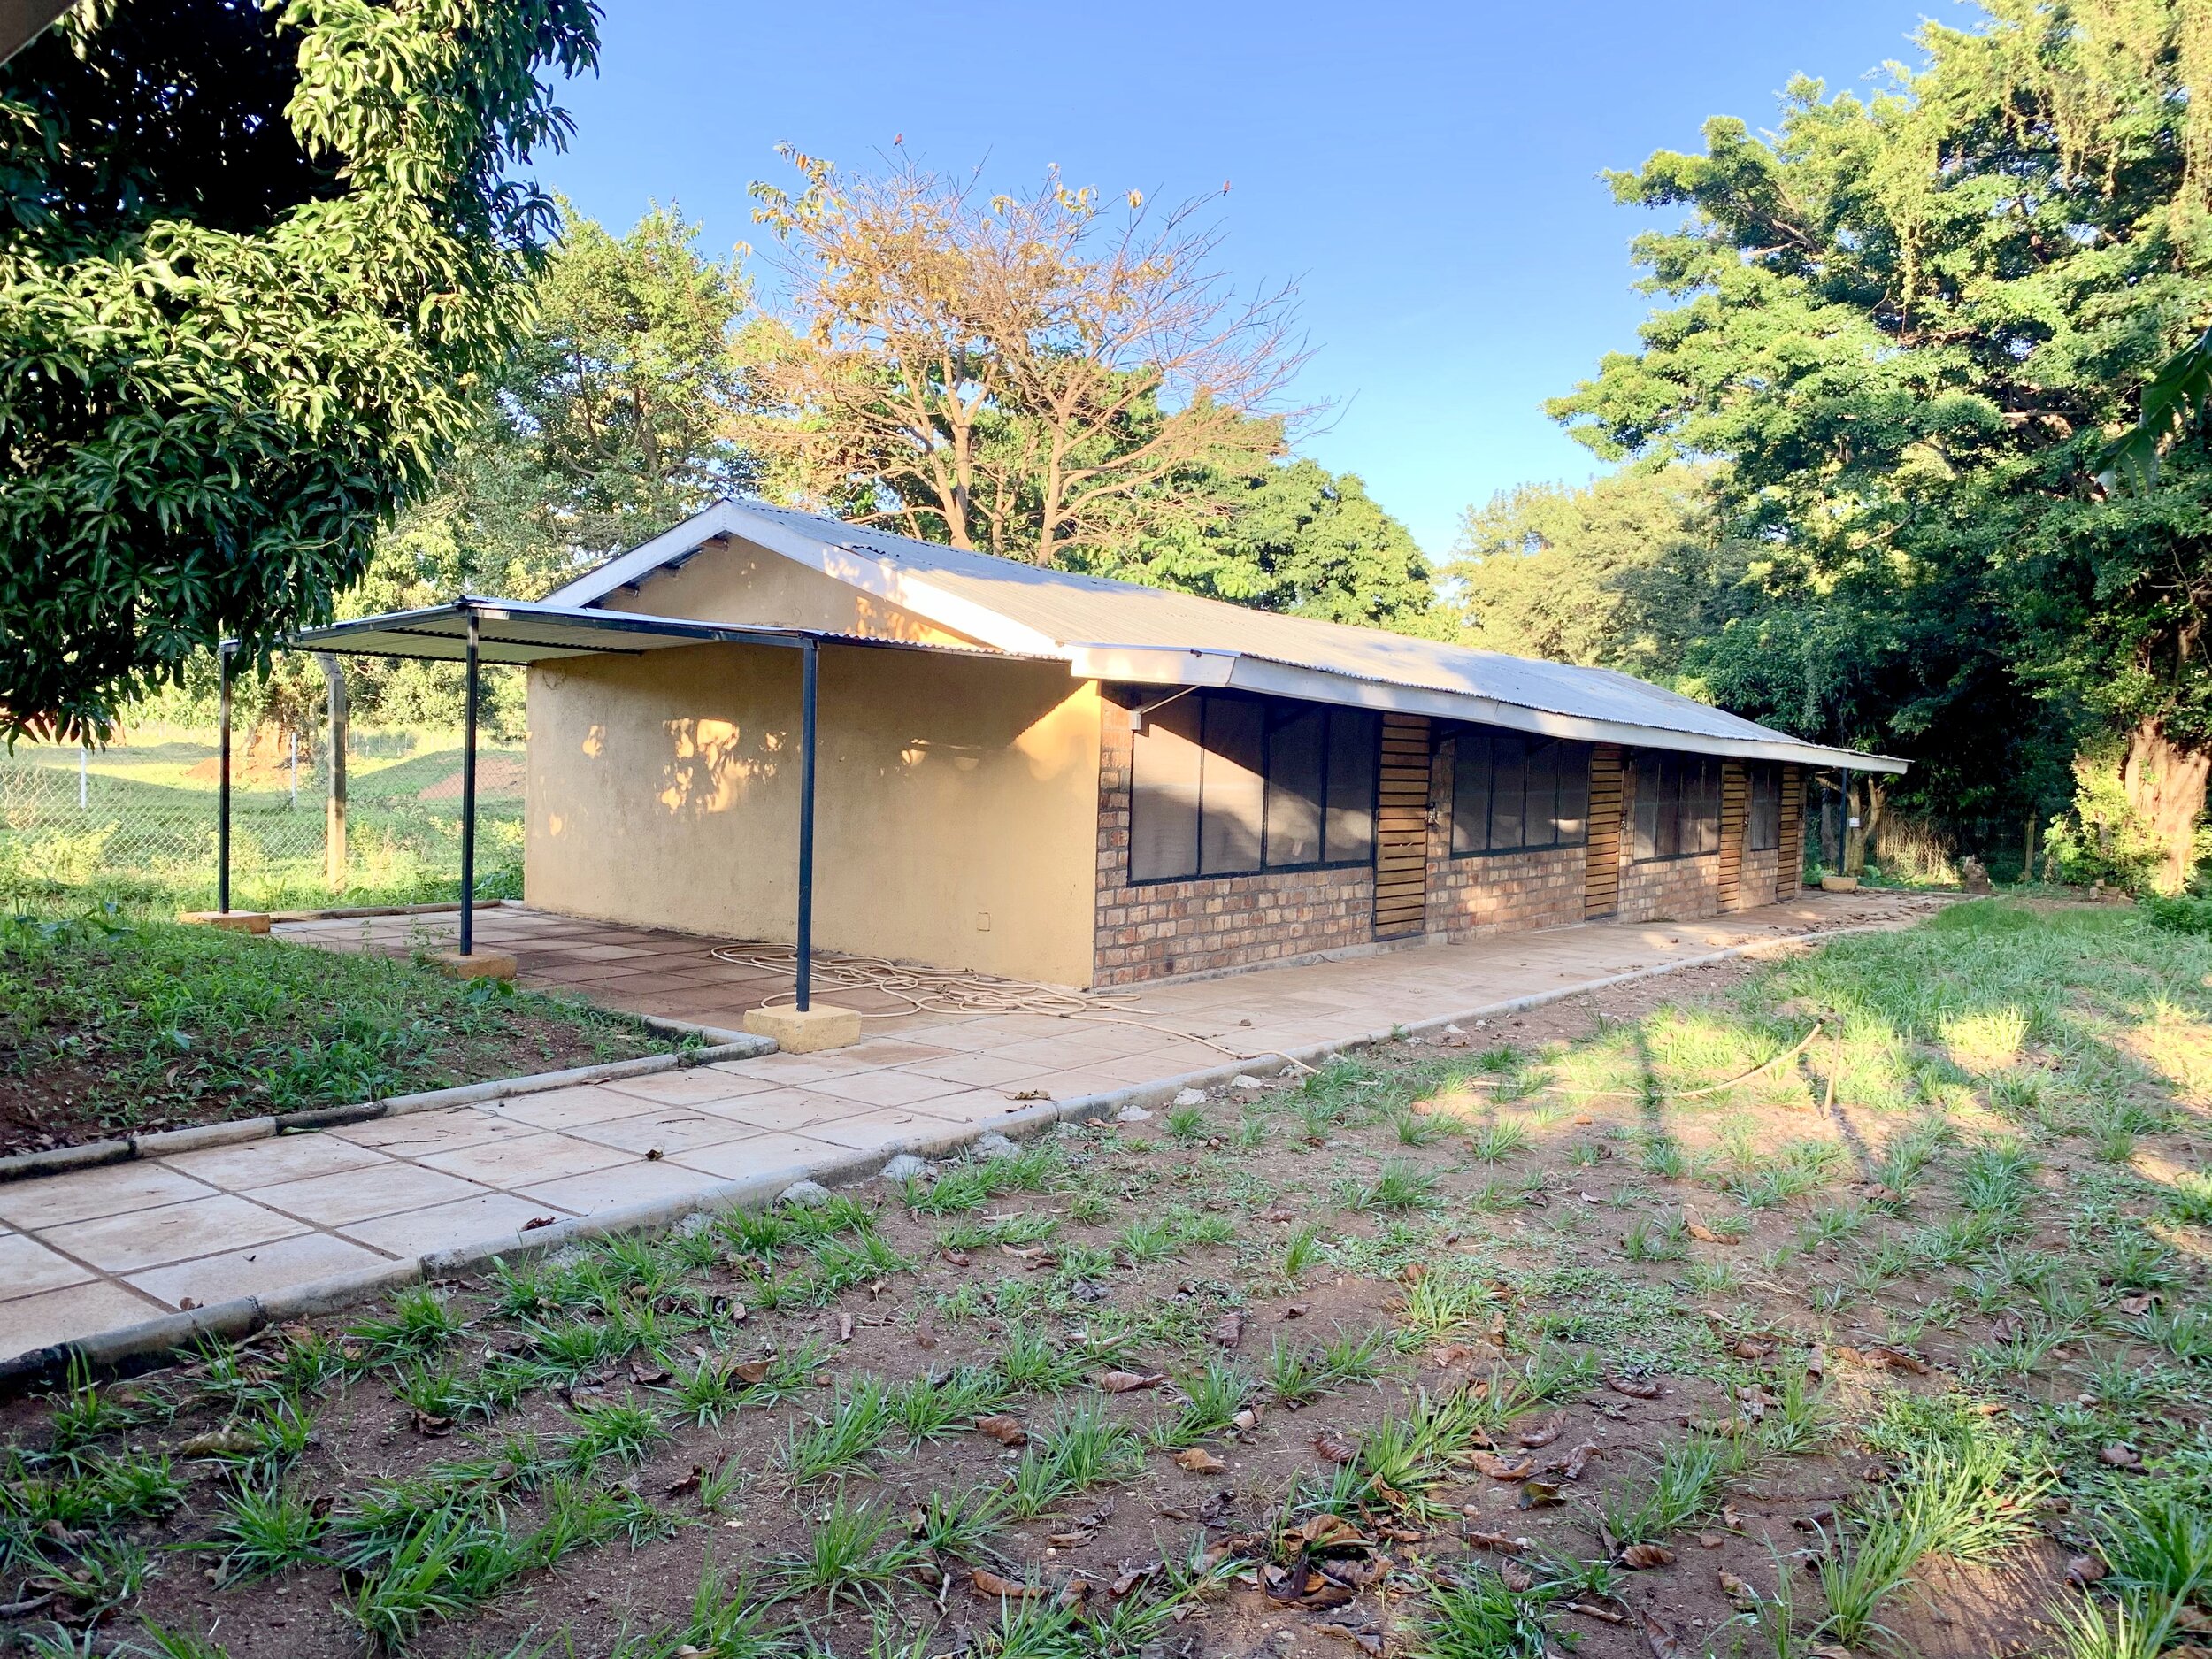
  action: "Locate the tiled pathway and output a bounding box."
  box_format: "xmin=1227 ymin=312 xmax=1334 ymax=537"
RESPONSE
xmin=0 ymin=889 xmax=1941 ymax=1363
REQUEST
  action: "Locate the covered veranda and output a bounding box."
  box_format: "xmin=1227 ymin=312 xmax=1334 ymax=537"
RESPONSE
xmin=200 ymin=595 xmax=1008 ymax=1048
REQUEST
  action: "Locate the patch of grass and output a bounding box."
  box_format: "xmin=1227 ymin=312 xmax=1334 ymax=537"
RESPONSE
xmin=1605 ymin=1435 xmax=1735 ymax=1544
xmin=764 ymin=1493 xmax=918 ymax=1613
xmin=780 ymin=1377 xmax=894 ymax=1484
xmin=1343 ymin=1158 xmax=1443 ymax=1212
xmin=1007 ymin=1396 xmax=1144 ymax=1517
xmin=1413 ymin=1565 xmax=1556 ymax=1659
xmin=202 ymin=1482 xmax=326 ymax=1584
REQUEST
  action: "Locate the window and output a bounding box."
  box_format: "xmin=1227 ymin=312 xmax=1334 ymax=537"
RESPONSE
xmin=1630 ymin=751 xmax=1721 ymax=861
xmin=1449 ymin=730 xmax=1592 ymax=856
xmin=1129 ymin=694 xmax=1378 ymax=882
xmin=1747 ymin=764 xmax=1781 ymax=852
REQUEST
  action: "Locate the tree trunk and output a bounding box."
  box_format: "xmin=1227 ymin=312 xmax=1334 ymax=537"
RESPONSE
xmin=2122 ymin=719 xmax=2209 ymax=895
xmin=318 ymin=652 xmax=349 ymax=891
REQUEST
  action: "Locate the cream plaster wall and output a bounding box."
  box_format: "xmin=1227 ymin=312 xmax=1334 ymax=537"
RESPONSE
xmin=525 ymin=641 xmax=1102 ymax=987
xmin=600 ymin=535 xmax=977 ymax=646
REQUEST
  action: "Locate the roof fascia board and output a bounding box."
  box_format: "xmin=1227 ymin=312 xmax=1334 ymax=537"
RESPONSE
xmin=543 ymin=504 xmax=754 ymax=605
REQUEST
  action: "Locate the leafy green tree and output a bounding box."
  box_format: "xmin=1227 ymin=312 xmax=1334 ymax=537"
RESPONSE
xmin=0 ymin=0 xmax=599 ymax=743
xmin=1079 ymin=455 xmax=1436 ymax=630
xmin=1444 ymin=465 xmax=1730 ymax=673
xmin=1547 ymin=0 xmax=2212 ymax=888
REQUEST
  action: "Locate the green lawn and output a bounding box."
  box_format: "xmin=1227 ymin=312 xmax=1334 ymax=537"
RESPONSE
xmin=3 ymin=897 xmax=2207 ymax=1659
xmin=0 ymin=726 xmax=525 ymax=915
xmin=0 ymin=915 xmax=678 ymax=1148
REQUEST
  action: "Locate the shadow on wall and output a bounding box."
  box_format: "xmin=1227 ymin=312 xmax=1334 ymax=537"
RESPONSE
xmin=658 ymin=716 xmax=784 ymax=816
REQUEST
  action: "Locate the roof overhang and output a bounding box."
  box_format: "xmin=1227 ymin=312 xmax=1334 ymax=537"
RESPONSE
xmin=1067 ymin=643 xmax=1910 ymax=773
xmin=278 ymin=597 xmax=1018 ymax=665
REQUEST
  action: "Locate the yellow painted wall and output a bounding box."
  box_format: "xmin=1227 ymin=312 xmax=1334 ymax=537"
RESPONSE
xmin=601 ymin=535 xmax=978 ymax=647
xmin=525 ymin=639 xmax=1102 ymax=987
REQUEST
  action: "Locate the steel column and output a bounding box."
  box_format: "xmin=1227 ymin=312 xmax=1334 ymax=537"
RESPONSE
xmin=217 ymin=641 xmax=234 ymax=915
xmin=795 ymin=638 xmax=818 ymax=1013
xmin=460 ymin=610 xmax=480 ymax=958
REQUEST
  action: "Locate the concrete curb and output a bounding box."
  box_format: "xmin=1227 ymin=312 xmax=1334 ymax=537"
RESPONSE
xmin=0 ymin=910 xmax=1928 ymax=1394
xmin=0 ymin=1033 xmax=776 ymax=1187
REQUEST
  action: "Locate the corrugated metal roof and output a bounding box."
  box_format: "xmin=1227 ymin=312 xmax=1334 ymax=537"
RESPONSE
xmin=546 ymin=499 xmax=1907 ymax=772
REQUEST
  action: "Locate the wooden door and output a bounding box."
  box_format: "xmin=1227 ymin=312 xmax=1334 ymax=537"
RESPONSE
xmin=1373 ymin=713 xmax=1430 ymax=939
xmin=1778 ymin=764 xmax=1803 ymax=899
xmin=1585 ymin=744 xmax=1624 ymax=919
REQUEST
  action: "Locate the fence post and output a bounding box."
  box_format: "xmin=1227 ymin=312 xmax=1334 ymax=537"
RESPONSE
xmin=217 ymin=641 xmax=233 ymax=916
xmin=319 ymin=652 xmax=348 ymax=890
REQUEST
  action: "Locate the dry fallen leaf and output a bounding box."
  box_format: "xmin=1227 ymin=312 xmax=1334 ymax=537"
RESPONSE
xmin=731 ymin=1359 xmax=772 ymax=1386
xmin=974 ymin=1414 xmax=1029 ymax=1446
xmin=1557 ymin=1440 xmax=1600 ymax=1481
xmin=1685 ymin=1219 xmax=1729 ymax=1244
xmin=1464 ymin=1528 xmax=1523 ymax=1555
xmin=665 ymin=1467 xmax=703 ymax=1498
xmin=2065 ymin=1554 xmax=2108 ymax=1586
xmin=1469 ymin=1450 xmax=1534 ymax=1480
xmin=1566 ymin=1601 xmax=1626 ymax=1624
xmin=1314 ymin=1429 xmax=1356 ymax=1464
xmin=1517 ymin=1481 xmax=1563 ymax=1509
xmin=2100 ymin=1443 xmax=2142 ymax=1469
xmin=1719 ymin=1570 xmax=1755 ymax=1604
xmin=1173 ymin=1448 xmax=1227 ymax=1474
xmin=176 ymin=1428 xmax=257 ymax=1457
xmin=1313 ymin=1624 xmax=1384 ymax=1656
xmin=1609 ymin=1375 xmax=1663 ymax=1399
xmin=970 ymin=1567 xmax=1041 ymax=1599
xmin=1500 ymin=1559 xmax=1533 ymax=1593
xmin=1620 ymin=1542 xmax=1677 ymax=1569
xmin=1866 ymin=1344 xmax=1929 ymax=1375
xmin=1517 ymin=1413 xmax=1565 ymax=1449
xmin=1099 ymin=1370 xmax=1166 ymax=1394
xmin=1639 ymin=1608 xmax=1686 ymax=1658
xmin=1213 ymin=1313 xmax=1244 ymax=1349
xmin=1297 ymin=1513 xmax=1371 ymax=1550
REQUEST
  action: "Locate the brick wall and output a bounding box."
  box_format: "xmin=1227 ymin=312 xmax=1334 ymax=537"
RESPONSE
xmin=1616 ymin=754 xmax=1724 ymax=923
xmin=1739 ymin=846 xmax=1780 ymax=910
xmin=1424 ymin=739 xmax=1587 ymax=938
xmin=1092 ymin=700 xmax=1377 ymax=986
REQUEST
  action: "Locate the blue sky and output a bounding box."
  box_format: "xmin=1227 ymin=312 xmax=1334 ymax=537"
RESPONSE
xmin=534 ymin=0 xmax=1957 ymax=557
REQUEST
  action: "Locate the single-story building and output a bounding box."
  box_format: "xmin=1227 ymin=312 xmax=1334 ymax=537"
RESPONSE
xmin=295 ymin=499 xmax=1905 ymax=992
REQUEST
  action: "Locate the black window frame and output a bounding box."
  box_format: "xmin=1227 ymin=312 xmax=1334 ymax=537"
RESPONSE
xmin=1746 ymin=764 xmax=1781 ymax=852
xmin=1629 ymin=750 xmax=1722 ymax=863
xmin=1126 ymin=691 xmax=1379 ymax=885
xmin=1448 ymin=727 xmax=1592 ymax=858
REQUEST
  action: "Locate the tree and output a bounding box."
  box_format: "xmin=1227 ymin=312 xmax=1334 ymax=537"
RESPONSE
xmin=1444 ymin=465 xmax=1731 ymax=674
xmin=0 ymin=0 xmax=599 ymax=743
xmin=1077 ymin=454 xmax=1437 ymax=631
xmin=1547 ymin=0 xmax=2212 ymax=889
xmin=503 ymin=202 xmax=757 ymax=561
xmin=746 ymin=150 xmax=1304 ymax=567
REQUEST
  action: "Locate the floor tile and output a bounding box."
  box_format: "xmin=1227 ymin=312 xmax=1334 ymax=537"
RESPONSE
xmin=43 ymin=1194 xmax=304 ymax=1273
xmin=598 ymin=1068 xmax=780 ymax=1108
xmin=710 ymin=1052 xmax=879 ymax=1087
xmin=567 ymin=1109 xmax=763 ymax=1157
xmin=484 ymin=1083 xmax=668 ymax=1131
xmin=0 ymin=1281 xmax=169 ymax=1360
xmin=0 ymin=1163 xmax=217 ymax=1231
xmin=333 ymin=1108 xmax=537 ymax=1156
xmin=164 ymin=1133 xmax=392 ymax=1190
xmin=670 ymin=1133 xmax=844 ymax=1182
xmin=807 ymin=1068 xmax=973 ymax=1109
xmin=896 ymin=1051 xmax=1042 ymax=1087
xmin=516 ymin=1159 xmax=747 ymax=1214
xmin=127 ymin=1231 xmax=391 ymax=1310
xmin=699 ymin=1089 xmax=862 ymax=1134
xmin=251 ymin=1161 xmax=490 ymax=1226
xmin=341 ymin=1192 xmax=569 ymax=1257
xmin=418 ymin=1131 xmax=635 ymax=1188
xmin=795 ymin=1108 xmax=979 ymax=1155
xmin=0 ymin=1231 xmax=96 ymax=1300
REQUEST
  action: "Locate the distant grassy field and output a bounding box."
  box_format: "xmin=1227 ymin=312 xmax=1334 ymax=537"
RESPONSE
xmin=0 ymin=725 xmax=524 ymax=914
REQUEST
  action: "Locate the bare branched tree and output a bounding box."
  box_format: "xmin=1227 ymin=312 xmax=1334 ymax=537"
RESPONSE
xmin=746 ymin=149 xmax=1311 ymax=565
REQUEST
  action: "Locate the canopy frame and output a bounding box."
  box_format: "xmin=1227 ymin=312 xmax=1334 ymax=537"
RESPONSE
xmin=220 ymin=596 xmax=990 ymax=1009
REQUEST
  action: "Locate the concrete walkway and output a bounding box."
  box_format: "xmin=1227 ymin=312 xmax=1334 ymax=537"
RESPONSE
xmin=0 ymin=889 xmax=1939 ymax=1364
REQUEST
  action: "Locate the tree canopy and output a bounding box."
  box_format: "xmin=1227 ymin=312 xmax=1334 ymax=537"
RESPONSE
xmin=0 ymin=0 xmax=599 ymax=743
xmin=1544 ymin=0 xmax=2212 ymax=886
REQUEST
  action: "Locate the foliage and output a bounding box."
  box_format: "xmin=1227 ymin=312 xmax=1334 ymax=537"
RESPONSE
xmin=1545 ymin=0 xmax=2212 ymax=849
xmin=1080 ymin=456 xmax=1437 ymax=630
xmin=0 ymin=0 xmax=600 ymax=743
xmin=1444 ymin=465 xmax=1731 ymax=673
xmin=2043 ymin=746 xmax=2171 ymax=891
xmin=0 ymin=912 xmax=665 ymax=1138
xmin=747 ymin=150 xmax=1302 ymax=568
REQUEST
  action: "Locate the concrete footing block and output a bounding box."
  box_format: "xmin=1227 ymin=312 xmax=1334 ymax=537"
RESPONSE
xmin=178 ymin=910 xmax=272 ymax=934
xmin=427 ymin=949 xmax=518 ymax=981
xmin=742 ymin=1002 xmax=861 ymax=1052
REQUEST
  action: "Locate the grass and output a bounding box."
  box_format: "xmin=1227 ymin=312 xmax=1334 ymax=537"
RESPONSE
xmin=13 ymin=897 xmax=2212 ymax=1659
xmin=0 ymin=910 xmax=672 ymax=1144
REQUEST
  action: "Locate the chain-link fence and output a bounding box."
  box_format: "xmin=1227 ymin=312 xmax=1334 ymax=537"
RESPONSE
xmin=0 ymin=725 xmax=526 ymax=913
